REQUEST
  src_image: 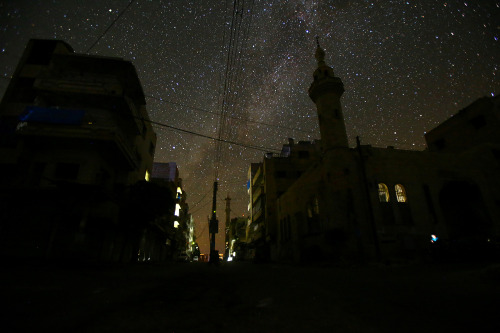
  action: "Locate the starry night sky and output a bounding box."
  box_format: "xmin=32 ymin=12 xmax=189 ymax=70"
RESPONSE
xmin=1 ymin=1 xmax=498 ymax=254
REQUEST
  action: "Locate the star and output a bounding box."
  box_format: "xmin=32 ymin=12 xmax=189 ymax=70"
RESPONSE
xmin=0 ymin=0 xmax=498 ymax=253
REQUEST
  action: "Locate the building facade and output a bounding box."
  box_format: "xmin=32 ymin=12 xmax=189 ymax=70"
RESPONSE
xmin=246 ymin=139 xmax=321 ymax=260
xmin=150 ymin=162 xmax=194 ymax=260
xmin=252 ymin=42 xmax=500 ymax=263
xmin=0 ymin=39 xmax=157 ymax=261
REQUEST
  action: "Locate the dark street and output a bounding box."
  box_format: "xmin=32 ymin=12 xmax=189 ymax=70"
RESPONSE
xmin=2 ymin=261 xmax=499 ymax=332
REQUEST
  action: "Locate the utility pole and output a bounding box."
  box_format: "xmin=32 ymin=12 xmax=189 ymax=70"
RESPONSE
xmin=209 ymin=181 xmax=219 ymax=263
xmin=224 ymin=194 xmax=231 ymax=261
xmin=356 ymin=136 xmax=381 ymax=261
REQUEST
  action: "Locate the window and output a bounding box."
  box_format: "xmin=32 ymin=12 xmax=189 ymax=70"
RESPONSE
xmin=313 ymin=197 xmax=320 ymax=215
xmin=378 ymin=183 xmax=390 ymax=202
xmin=307 ymin=204 xmax=313 ymax=218
xmin=307 ymin=197 xmax=321 ymax=234
xmin=395 ymin=184 xmax=407 ymax=202
xmin=174 ymin=203 xmax=181 ymax=217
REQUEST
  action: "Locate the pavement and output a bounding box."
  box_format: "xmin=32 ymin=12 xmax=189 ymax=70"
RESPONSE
xmin=1 ymin=260 xmax=499 ymax=332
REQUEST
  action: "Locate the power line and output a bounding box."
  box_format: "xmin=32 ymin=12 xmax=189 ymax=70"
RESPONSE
xmin=145 ymin=94 xmax=314 ymax=134
xmin=215 ymin=0 xmax=258 ymax=181
xmin=137 ymin=116 xmax=281 ymax=153
xmin=214 ymin=0 xmax=241 ymax=179
xmin=190 ymin=188 xmax=212 ymax=209
xmin=190 ymin=200 xmax=212 ymax=216
xmin=195 ymin=221 xmax=208 ymax=239
xmin=86 ymin=0 xmax=135 ymax=53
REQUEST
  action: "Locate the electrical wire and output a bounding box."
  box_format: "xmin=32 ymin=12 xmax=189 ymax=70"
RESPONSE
xmin=189 ymin=188 xmax=212 ymax=209
xmin=86 ymin=0 xmax=135 ymax=53
xmin=145 ymin=94 xmax=314 ymax=134
xmin=135 ymin=115 xmax=281 ymax=153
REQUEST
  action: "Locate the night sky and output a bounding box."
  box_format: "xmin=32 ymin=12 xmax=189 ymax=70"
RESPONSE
xmin=1 ymin=1 xmax=498 ymax=254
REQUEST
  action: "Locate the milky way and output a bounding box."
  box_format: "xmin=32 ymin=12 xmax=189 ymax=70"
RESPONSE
xmin=1 ymin=1 xmax=498 ymax=253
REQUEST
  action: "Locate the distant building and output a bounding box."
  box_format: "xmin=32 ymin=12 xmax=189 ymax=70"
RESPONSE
xmin=250 ymin=42 xmax=500 ymax=263
xmin=150 ymin=162 xmax=193 ymax=259
xmin=0 ymin=39 xmax=156 ymax=261
xmin=226 ymin=216 xmax=248 ymax=261
xmin=246 ymin=139 xmax=321 ymax=260
xmin=152 ymin=162 xmax=179 ymax=183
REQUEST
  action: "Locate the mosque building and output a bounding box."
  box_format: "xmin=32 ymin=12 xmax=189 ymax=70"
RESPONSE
xmin=248 ymin=40 xmax=500 ymax=263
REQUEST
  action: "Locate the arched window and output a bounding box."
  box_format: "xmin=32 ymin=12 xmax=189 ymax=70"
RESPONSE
xmin=395 ymin=184 xmax=407 ymax=202
xmin=378 ymin=183 xmax=390 ymax=202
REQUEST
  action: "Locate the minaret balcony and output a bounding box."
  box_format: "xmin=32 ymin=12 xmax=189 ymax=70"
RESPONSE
xmin=308 ymin=77 xmax=345 ymax=103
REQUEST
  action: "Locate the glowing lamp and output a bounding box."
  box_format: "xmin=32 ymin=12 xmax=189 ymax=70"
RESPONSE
xmin=431 ymin=234 xmax=438 ymax=243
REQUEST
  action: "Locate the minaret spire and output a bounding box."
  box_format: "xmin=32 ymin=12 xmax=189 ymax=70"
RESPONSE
xmin=308 ymin=37 xmax=348 ymax=150
xmin=315 ymin=36 xmax=326 ymax=68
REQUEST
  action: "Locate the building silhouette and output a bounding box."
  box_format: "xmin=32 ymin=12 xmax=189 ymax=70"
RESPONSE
xmin=226 ymin=216 xmax=248 ymax=261
xmin=0 ymin=39 xmax=158 ymax=261
xmin=248 ymin=42 xmax=500 ymax=263
xmin=149 ymin=162 xmax=194 ymax=261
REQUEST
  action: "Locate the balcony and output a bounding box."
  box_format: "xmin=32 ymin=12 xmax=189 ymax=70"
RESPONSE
xmin=252 ymin=186 xmax=262 ymax=203
xmin=34 ymin=76 xmax=123 ymax=97
xmin=16 ymin=106 xmax=140 ymax=169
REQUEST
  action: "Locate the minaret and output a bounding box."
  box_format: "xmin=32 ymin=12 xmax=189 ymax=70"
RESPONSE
xmin=308 ymin=37 xmax=348 ymax=151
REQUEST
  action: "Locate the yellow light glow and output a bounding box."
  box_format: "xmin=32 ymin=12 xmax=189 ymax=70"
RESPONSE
xmin=174 ymin=221 xmax=179 ymax=228
xmin=378 ymin=183 xmax=390 ymax=202
xmin=395 ymin=184 xmax=407 ymax=202
xmin=145 ymin=170 xmax=150 ymax=182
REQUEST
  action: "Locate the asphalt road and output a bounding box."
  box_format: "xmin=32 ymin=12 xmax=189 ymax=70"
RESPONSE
xmin=2 ymin=260 xmax=499 ymax=332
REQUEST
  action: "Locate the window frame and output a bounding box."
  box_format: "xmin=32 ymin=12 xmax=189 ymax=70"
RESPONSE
xmin=378 ymin=183 xmax=390 ymax=202
xmin=395 ymin=184 xmax=408 ymax=203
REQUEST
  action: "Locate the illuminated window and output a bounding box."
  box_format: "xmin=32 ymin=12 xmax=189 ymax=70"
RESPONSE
xmin=395 ymin=184 xmax=407 ymax=202
xmin=173 ymin=221 xmax=179 ymax=228
xmin=175 ymin=203 xmax=181 ymax=217
xmin=313 ymin=197 xmax=320 ymax=215
xmin=378 ymin=183 xmax=390 ymax=202
xmin=307 ymin=205 xmax=313 ymax=218
xmin=144 ymin=170 xmax=150 ymax=182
